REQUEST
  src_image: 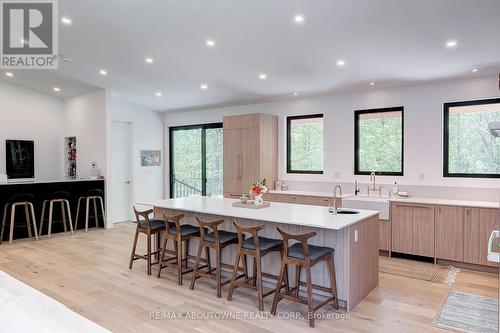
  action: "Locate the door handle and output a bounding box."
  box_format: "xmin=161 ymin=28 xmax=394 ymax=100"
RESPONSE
xmin=124 ymin=181 xmax=131 ymax=184
xmin=237 ymin=155 xmax=243 ymax=180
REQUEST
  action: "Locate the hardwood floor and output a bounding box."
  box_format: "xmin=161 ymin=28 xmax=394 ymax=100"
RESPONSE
xmin=0 ymin=222 xmax=497 ymax=333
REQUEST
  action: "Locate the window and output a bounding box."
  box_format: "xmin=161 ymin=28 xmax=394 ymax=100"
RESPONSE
xmin=169 ymin=123 xmax=223 ymax=198
xmin=444 ymin=98 xmax=500 ymax=178
xmin=355 ymin=107 xmax=404 ymax=175
xmin=287 ymin=114 xmax=324 ymax=174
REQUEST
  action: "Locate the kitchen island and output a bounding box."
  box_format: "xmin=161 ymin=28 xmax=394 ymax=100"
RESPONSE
xmin=143 ymin=196 xmax=380 ymax=311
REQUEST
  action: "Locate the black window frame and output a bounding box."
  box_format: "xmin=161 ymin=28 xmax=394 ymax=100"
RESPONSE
xmin=286 ymin=114 xmax=324 ymax=174
xmin=169 ymin=122 xmax=223 ymax=198
xmin=354 ymin=106 xmax=404 ymax=176
xmin=443 ymin=98 xmax=500 ymax=178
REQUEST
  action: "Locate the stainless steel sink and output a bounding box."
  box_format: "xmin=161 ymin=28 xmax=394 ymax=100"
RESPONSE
xmin=335 ymin=209 xmax=360 ymax=214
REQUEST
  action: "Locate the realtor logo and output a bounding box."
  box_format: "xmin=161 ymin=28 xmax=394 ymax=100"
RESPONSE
xmin=1 ymin=0 xmax=58 ymax=69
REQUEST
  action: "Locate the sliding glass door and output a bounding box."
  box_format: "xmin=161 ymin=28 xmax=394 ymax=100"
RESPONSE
xmin=169 ymin=123 xmax=223 ymax=198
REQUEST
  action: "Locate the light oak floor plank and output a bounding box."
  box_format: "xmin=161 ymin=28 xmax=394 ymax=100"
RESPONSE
xmin=0 ymin=222 xmax=497 ymax=333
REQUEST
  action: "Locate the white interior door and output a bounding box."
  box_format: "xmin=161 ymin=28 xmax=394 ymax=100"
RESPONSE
xmin=109 ymin=121 xmax=132 ymax=223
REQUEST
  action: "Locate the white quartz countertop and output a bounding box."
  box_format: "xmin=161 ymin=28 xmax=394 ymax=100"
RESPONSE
xmin=140 ymin=196 xmax=379 ymax=231
xmin=269 ymin=189 xmax=352 ymax=198
xmin=0 ymin=178 xmax=104 ymax=186
xmin=389 ymin=196 xmax=499 ymax=209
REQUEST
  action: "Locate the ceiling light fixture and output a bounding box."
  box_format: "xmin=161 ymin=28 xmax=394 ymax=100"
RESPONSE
xmin=99 ymin=69 xmax=107 ymax=75
xmin=259 ymin=73 xmax=267 ymax=80
xmin=155 ymin=92 xmax=162 ymax=97
xmin=206 ymin=39 xmax=216 ymax=47
xmin=5 ymin=72 xmax=13 ymax=77
xmin=293 ymin=92 xmax=299 ymax=96
xmin=61 ymin=17 xmax=72 ymax=25
xmin=145 ymin=57 xmax=154 ymax=64
xmin=471 ymin=68 xmax=478 ymax=73
xmin=336 ymin=59 xmax=345 ymax=66
xmin=446 ymin=40 xmax=457 ymax=48
xmin=53 ymin=87 xmax=61 ymax=92
xmin=294 ymin=15 xmax=304 ymax=23
xmin=200 ymin=84 xmax=208 ymax=90
xmin=370 ymin=82 xmax=375 ymax=86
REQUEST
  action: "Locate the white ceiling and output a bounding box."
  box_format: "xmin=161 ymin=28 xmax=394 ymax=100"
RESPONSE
xmin=2 ymin=0 xmax=500 ymax=111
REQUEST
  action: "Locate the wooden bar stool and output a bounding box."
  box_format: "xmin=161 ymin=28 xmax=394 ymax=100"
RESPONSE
xmin=128 ymin=207 xmax=165 ymax=275
xmin=0 ymin=194 xmax=39 ymax=245
xmin=39 ymin=191 xmax=74 ymax=237
xmin=157 ymin=212 xmax=202 ymax=285
xmin=271 ymin=226 xmax=338 ymax=328
xmin=74 ymin=189 xmax=106 ymax=232
xmin=189 ymin=217 xmax=247 ymax=298
xmin=227 ymin=221 xmax=289 ymax=311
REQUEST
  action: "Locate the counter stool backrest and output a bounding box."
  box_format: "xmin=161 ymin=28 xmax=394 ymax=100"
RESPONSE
xmin=133 ymin=207 xmax=155 ymax=230
xmin=232 ymin=221 xmax=265 ymax=248
xmin=195 ymin=217 xmax=225 ymax=242
xmin=161 ymin=211 xmax=185 ymax=233
xmin=276 ymin=227 xmax=316 ymax=263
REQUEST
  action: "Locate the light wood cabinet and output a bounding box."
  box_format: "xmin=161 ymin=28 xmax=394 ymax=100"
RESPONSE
xmin=435 ymin=205 xmax=464 ymax=262
xmin=379 ymin=220 xmax=390 ymax=251
xmin=223 ymin=114 xmax=277 ymax=198
xmin=464 ymin=207 xmax=499 ymax=267
xmin=391 ymin=203 xmax=435 ymax=257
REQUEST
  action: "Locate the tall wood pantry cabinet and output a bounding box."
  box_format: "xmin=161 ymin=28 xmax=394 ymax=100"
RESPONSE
xmin=223 ymin=113 xmax=278 ymax=198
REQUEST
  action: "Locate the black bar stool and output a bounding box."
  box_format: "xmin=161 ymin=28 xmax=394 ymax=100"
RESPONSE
xmin=271 ymin=226 xmax=338 ymax=328
xmin=129 ymin=207 xmax=165 ymax=275
xmin=227 ymin=221 xmax=289 ymax=311
xmin=156 ymin=212 xmax=202 ymax=285
xmin=39 ymin=191 xmax=74 ymax=237
xmin=189 ymin=217 xmax=247 ymax=298
xmin=74 ymin=189 xmax=106 ymax=232
xmin=0 ymin=194 xmax=39 ymax=245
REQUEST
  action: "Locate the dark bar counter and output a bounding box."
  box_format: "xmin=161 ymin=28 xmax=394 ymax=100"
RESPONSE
xmin=0 ymin=179 xmax=105 ymax=242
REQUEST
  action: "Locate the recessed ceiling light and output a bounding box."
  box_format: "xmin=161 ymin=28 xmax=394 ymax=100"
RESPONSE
xmin=5 ymin=72 xmax=13 ymax=77
xmin=370 ymin=82 xmax=375 ymax=86
xmin=61 ymin=17 xmax=72 ymax=25
xmin=53 ymin=87 xmax=61 ymax=92
xmin=293 ymin=92 xmax=299 ymax=96
xmin=99 ymin=69 xmax=107 ymax=75
xmin=155 ymin=92 xmax=162 ymax=97
xmin=200 ymin=84 xmax=208 ymax=90
xmin=145 ymin=57 xmax=154 ymax=64
xmin=206 ymin=39 xmax=216 ymax=47
xmin=446 ymin=40 xmax=457 ymax=48
xmin=294 ymin=15 xmax=304 ymax=23
xmin=259 ymin=73 xmax=267 ymax=80
xmin=471 ymin=68 xmax=478 ymax=73
xmin=336 ymin=59 xmax=345 ymax=66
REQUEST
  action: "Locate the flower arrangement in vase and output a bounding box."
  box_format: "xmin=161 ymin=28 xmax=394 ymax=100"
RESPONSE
xmin=249 ymin=178 xmax=269 ymax=206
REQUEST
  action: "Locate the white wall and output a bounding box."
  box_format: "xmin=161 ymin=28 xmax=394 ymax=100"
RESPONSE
xmin=0 ymin=81 xmax=64 ymax=179
xmin=63 ymin=90 xmax=108 ymax=178
xmin=164 ymin=75 xmax=500 ymax=196
xmin=109 ymin=96 xmax=165 ymax=206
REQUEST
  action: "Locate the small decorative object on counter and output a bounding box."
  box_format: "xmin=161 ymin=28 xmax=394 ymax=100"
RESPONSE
xmin=250 ymin=178 xmax=269 ymax=206
xmin=240 ymin=195 xmax=248 ymax=204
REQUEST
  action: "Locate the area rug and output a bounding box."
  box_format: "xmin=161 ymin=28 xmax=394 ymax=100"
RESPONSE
xmin=380 ymin=256 xmax=459 ymax=285
xmin=0 ymin=270 xmax=111 ymax=333
xmin=433 ymin=290 xmax=498 ymax=333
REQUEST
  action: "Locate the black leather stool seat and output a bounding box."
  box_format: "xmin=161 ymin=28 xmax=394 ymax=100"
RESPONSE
xmin=287 ymin=243 xmax=334 ymax=261
xmin=48 ymin=191 xmax=71 ymax=200
xmin=168 ymin=224 xmax=200 ymax=237
xmin=242 ymin=236 xmax=282 ymax=251
xmin=86 ymin=189 xmax=104 ymax=197
xmin=9 ymin=194 xmax=35 ymax=203
xmin=204 ymin=230 xmax=238 ymax=243
xmin=138 ymin=219 xmax=166 ymax=231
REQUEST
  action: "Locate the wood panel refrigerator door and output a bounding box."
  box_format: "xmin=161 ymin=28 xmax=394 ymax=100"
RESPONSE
xmin=391 ymin=204 xmax=413 ymax=255
xmin=435 ymin=206 xmax=464 ymax=261
xmin=412 ymin=204 xmax=435 ymax=257
xmin=241 ymin=127 xmax=259 ymax=191
xmin=109 ymin=121 xmax=132 ymax=223
xmin=223 ymin=128 xmax=243 ymax=196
